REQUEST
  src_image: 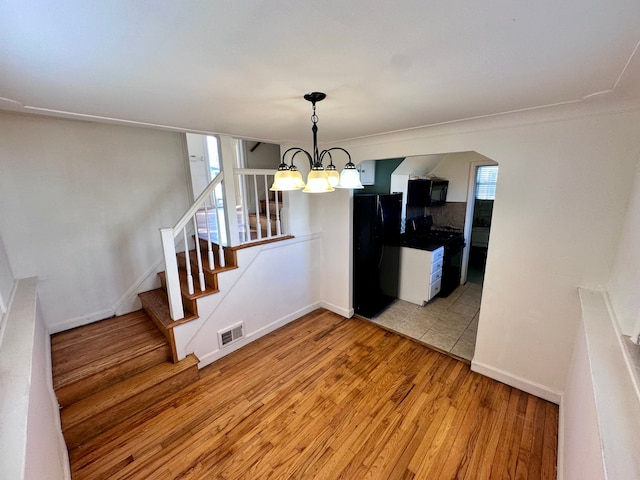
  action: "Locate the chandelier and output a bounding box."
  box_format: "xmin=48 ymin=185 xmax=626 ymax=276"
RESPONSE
xmin=270 ymin=92 xmax=364 ymax=193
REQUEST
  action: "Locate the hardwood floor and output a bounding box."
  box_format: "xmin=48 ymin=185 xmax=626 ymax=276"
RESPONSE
xmin=67 ymin=309 xmax=558 ymax=479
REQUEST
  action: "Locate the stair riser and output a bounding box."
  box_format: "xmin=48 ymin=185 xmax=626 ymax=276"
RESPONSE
xmin=196 ymin=238 xmax=238 ymax=268
xmin=176 ymin=255 xmax=219 ymax=291
xmin=53 ymin=327 xmax=166 ymax=375
xmin=55 ymin=346 xmax=171 ymax=408
xmin=62 ymin=362 xmax=199 ymax=449
xmin=259 ymin=200 xmax=281 ymax=215
xmin=249 ymin=215 xmax=278 ymax=230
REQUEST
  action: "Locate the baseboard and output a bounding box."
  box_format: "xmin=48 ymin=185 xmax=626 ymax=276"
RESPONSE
xmin=48 ymin=260 xmax=163 ymax=334
xmin=48 ymin=307 xmax=116 ymax=334
xmin=471 ymin=359 xmax=562 ymax=404
xmin=113 ymin=259 xmax=163 ymax=315
xmin=195 ymin=302 xmax=323 ymax=368
xmin=321 ymin=301 xmax=354 ymax=319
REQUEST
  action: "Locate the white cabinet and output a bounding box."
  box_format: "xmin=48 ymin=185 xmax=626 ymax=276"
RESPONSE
xmin=357 ymin=160 xmax=375 ymax=185
xmin=398 ymin=246 xmax=444 ymax=305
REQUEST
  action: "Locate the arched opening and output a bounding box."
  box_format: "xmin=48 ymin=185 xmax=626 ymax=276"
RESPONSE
xmin=353 ymin=151 xmax=500 ymax=362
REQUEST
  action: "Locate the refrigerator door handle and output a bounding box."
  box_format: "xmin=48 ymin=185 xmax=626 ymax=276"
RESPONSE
xmin=377 ymin=198 xmax=385 ymax=268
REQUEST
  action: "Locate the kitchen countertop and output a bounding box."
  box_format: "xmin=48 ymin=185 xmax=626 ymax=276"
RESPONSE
xmin=401 ymin=237 xmax=444 ymax=252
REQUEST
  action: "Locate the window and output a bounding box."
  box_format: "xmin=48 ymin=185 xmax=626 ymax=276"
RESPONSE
xmin=475 ymin=165 xmax=499 ymax=200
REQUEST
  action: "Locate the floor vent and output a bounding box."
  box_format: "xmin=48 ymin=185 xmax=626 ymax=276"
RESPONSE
xmin=218 ymin=322 xmax=244 ymax=348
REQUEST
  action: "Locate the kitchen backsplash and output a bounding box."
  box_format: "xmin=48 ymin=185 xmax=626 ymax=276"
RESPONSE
xmin=406 ymin=202 xmax=467 ymax=229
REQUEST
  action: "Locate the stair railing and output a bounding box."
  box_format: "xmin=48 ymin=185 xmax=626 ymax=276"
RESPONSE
xmin=234 ymin=168 xmax=283 ymax=244
xmin=160 ymin=172 xmax=225 ymax=320
xmin=161 ymin=168 xmax=284 ymax=321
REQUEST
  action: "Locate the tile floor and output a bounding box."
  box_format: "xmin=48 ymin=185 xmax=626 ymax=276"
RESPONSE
xmin=369 ymin=282 xmax=482 ymax=362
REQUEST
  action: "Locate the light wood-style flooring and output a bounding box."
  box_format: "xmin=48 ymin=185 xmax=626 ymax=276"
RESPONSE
xmin=67 ymin=309 xmax=558 ymax=479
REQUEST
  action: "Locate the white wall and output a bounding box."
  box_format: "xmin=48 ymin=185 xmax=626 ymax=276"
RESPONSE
xmin=0 ymin=231 xmax=16 ymax=332
xmin=185 ymin=133 xmax=208 ymax=199
xmin=174 ymin=235 xmax=324 ymax=366
xmin=607 ymin=159 xmax=640 ymax=336
xmin=0 ymin=111 xmax=191 ymax=332
xmin=0 ymin=278 xmax=69 ymax=480
xmin=430 ymin=152 xmax=495 ymax=202
xmin=561 ymin=318 xmax=606 ymax=480
xmin=330 ymin=102 xmax=640 ymax=400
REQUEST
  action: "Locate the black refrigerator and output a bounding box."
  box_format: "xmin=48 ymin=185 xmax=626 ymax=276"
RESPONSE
xmin=353 ymin=193 xmax=402 ymax=318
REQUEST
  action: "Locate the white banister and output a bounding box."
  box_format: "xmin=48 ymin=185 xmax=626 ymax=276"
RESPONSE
xmin=160 ymin=165 xmax=283 ymax=320
xmin=233 ymin=168 xmax=284 ymax=245
xmin=160 ymin=228 xmax=184 ymax=320
xmin=174 ymin=172 xmax=224 ymax=234
xmin=160 ymin=173 xmax=224 ymax=320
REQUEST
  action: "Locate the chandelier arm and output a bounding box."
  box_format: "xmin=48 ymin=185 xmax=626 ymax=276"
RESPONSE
xmin=282 ymin=147 xmax=313 ymax=168
xmin=318 ymin=149 xmax=335 ymax=167
xmin=322 ymin=147 xmax=354 ymax=167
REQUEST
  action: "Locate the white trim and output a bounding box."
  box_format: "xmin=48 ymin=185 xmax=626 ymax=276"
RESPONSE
xmin=578 ymin=287 xmax=640 ymax=479
xmin=48 ymin=307 xmax=116 ymax=335
xmin=471 ymin=359 xmax=562 ymax=404
xmin=113 ymin=259 xmax=163 ymax=315
xmin=49 ymin=259 xmax=164 ymax=334
xmin=0 ymin=278 xmax=18 ymax=347
xmin=196 ymin=302 xmax=323 ymax=369
xmin=557 ymin=395 xmax=566 ymax=480
xmin=461 ymin=159 xmax=498 ymax=284
xmin=321 ymin=301 xmax=354 ymax=319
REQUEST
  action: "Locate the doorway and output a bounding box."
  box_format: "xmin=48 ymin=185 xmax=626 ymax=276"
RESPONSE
xmin=467 ymin=165 xmax=498 ymax=284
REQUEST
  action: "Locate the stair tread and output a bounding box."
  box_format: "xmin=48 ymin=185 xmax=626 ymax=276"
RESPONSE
xmin=61 ymin=354 xmax=199 ymax=430
xmin=52 ymin=312 xmax=167 ymax=377
xmin=53 ymin=337 xmax=170 ymax=390
xmin=51 ymin=311 xmax=150 ymax=351
xmin=177 ymin=250 xmax=238 ymax=275
xmin=139 ymin=288 xmax=197 ymax=328
xmin=158 ymin=271 xmax=219 ymax=301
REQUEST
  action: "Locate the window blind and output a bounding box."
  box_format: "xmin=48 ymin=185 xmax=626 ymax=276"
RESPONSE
xmin=475 ymin=165 xmax=499 ymax=200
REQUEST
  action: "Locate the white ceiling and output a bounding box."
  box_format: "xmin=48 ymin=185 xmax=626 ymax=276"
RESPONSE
xmin=1 ymin=0 xmax=640 ymax=143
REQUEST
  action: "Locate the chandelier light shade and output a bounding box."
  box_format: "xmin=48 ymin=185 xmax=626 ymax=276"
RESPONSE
xmin=270 ymin=92 xmax=364 ymax=193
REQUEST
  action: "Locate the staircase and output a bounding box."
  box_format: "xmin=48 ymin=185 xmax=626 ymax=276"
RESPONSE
xmin=247 ymin=191 xmax=282 ymax=241
xmin=51 ymin=240 xmax=238 ymax=450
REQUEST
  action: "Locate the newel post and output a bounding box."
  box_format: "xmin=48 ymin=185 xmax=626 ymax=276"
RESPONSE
xmin=160 ymin=227 xmax=184 ymax=320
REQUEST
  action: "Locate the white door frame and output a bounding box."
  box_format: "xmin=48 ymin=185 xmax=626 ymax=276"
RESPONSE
xmin=461 ymin=160 xmax=498 ymax=284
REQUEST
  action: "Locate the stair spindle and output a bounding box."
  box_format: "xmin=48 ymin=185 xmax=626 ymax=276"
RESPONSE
xmin=182 ymin=228 xmax=195 ymax=295
xmin=211 ymin=193 xmax=225 ymax=268
xmin=274 ymin=182 xmax=282 ymax=235
xmin=192 ymin=216 xmax=206 ymax=291
xmin=252 ymin=174 xmax=262 ymax=240
xmin=203 ymin=200 xmax=215 ymax=270
xmin=263 ymin=174 xmax=272 ymax=237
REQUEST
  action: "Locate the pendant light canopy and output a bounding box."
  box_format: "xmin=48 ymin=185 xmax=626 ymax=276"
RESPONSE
xmin=270 ymin=92 xmax=364 ymax=193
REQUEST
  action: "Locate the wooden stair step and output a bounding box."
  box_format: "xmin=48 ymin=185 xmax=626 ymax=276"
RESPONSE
xmin=248 ymin=213 xmax=278 ymax=230
xmin=177 ymin=249 xmax=238 ymax=276
xmin=140 ymin=288 xmax=197 ymax=330
xmin=61 ymin=353 xmax=199 ymax=449
xmin=52 ymin=316 xmax=167 ymax=377
xmin=52 ymin=311 xmax=173 ymax=408
xmin=54 ymin=340 xmax=171 ymax=408
xmin=158 ymin=270 xmax=219 ymax=302
xmin=259 ymin=199 xmax=281 ymax=215
xmin=51 ymin=310 xmax=151 ymax=352
xmin=195 ymin=238 xmax=239 ymax=269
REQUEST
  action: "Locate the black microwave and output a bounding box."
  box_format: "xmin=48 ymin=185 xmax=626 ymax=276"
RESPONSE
xmin=407 ymin=178 xmax=449 ymax=207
